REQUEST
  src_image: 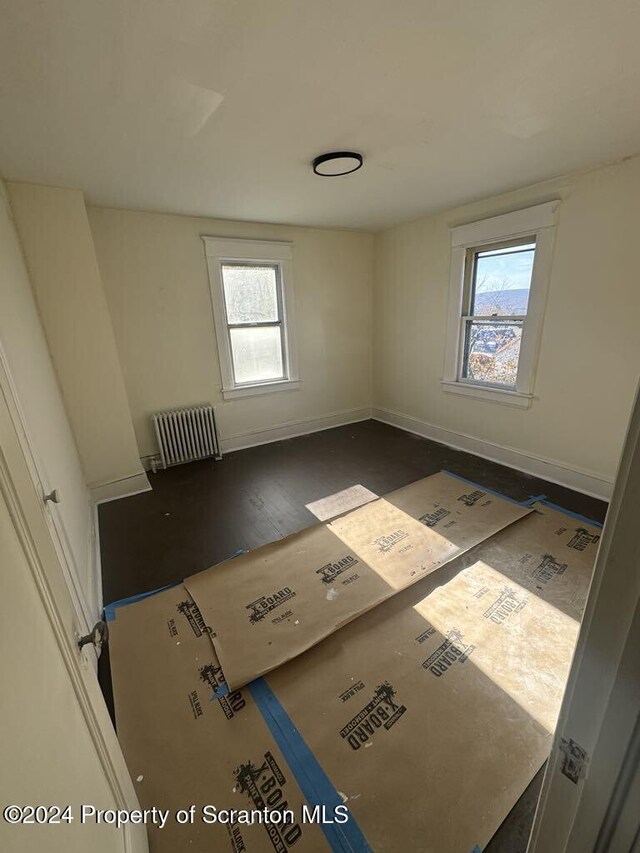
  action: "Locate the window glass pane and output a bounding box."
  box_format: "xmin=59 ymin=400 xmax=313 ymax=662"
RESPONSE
xmin=222 ymin=264 xmax=279 ymax=324
xmin=462 ymin=320 xmax=522 ymax=387
xmin=471 ymin=242 xmax=535 ymax=317
xmin=230 ymin=326 xmax=284 ymax=384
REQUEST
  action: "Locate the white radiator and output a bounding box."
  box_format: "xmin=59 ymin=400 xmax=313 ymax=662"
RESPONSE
xmin=152 ymin=405 xmax=221 ymax=470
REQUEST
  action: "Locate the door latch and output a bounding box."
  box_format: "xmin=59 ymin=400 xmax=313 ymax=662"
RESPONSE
xmin=78 ymin=620 xmax=109 ymax=657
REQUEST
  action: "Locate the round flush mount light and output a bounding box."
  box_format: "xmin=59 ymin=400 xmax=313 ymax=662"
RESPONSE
xmin=312 ymin=151 xmax=363 ymax=177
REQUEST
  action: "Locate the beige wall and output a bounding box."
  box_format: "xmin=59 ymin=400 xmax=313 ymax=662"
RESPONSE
xmin=7 ymin=183 xmax=146 ymax=492
xmin=87 ymin=207 xmax=373 ymax=458
xmin=373 ymin=156 xmax=640 ymax=489
xmin=0 ymin=183 xmax=97 ymax=617
xmin=13 ymin=160 xmax=634 ymax=495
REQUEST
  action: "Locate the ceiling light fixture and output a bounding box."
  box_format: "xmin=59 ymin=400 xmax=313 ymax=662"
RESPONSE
xmin=312 ymin=151 xmax=363 ymax=177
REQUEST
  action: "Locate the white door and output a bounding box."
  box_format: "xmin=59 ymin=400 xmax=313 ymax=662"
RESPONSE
xmin=529 ymin=383 xmax=640 ymax=853
xmin=0 ymin=363 xmax=148 ymax=853
xmin=0 ymin=184 xmax=98 ymax=632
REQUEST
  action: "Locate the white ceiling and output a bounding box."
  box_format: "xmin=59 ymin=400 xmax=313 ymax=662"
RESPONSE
xmin=1 ymin=0 xmax=639 ymax=231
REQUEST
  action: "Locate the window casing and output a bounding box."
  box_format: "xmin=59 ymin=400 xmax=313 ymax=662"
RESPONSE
xmin=203 ymin=238 xmax=299 ymax=400
xmin=442 ymin=202 xmax=558 ymax=409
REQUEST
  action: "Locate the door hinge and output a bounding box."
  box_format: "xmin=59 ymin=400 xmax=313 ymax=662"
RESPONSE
xmin=559 ymin=736 xmax=589 ymax=783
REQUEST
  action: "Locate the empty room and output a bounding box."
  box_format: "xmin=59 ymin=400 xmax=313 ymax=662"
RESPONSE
xmin=1 ymin=2 xmax=639 ymax=852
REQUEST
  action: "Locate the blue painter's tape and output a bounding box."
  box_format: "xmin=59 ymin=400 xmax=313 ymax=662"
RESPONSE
xmin=442 ymin=470 xmax=605 ymax=527
xmin=521 ymin=493 xmax=548 ymax=507
xmin=103 ymin=548 xmax=249 ymax=622
xmin=248 ymin=678 xmax=372 ymax=853
xmin=104 ymin=579 xmax=183 ymax=622
xmin=441 ymin=470 xmax=522 ymax=505
xmin=471 ymin=846 xmax=482 ymax=852
xmin=536 ymin=500 xmax=604 ymax=529
xmin=212 ymin=682 xmax=230 ymax=700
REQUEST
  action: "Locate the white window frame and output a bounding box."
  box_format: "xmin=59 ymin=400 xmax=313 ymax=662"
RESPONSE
xmin=442 ymin=201 xmax=558 ymax=409
xmin=203 ymin=236 xmax=300 ymax=400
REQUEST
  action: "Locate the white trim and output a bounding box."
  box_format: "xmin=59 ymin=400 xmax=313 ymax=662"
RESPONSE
xmin=90 ymin=471 xmax=151 ymax=505
xmin=443 ymin=202 xmax=558 ymax=405
xmin=451 ymin=201 xmax=558 ymax=247
xmin=441 ymin=379 xmax=532 ymax=409
xmin=202 ymin=236 xmax=299 ymax=397
xmin=443 ymin=244 xmax=466 ymax=388
xmin=220 ymin=407 xmax=371 ymax=453
xmin=371 ymin=406 xmax=613 ymax=501
xmin=514 ymin=225 xmax=556 ymax=394
xmin=0 ymin=339 xmax=96 ymax=630
xmin=92 ymin=501 xmax=104 ymax=616
xmin=202 ymin=236 xmax=293 ymax=260
xmin=222 ymin=378 xmax=301 ymax=400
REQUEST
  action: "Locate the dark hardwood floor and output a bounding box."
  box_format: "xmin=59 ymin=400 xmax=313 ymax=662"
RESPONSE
xmin=99 ymin=419 xmax=606 ymax=604
xmin=98 ymin=418 xmax=608 ymax=853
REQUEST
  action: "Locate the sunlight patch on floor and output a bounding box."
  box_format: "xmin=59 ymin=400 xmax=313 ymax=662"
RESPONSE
xmin=305 ymin=484 xmax=378 ymax=521
xmin=413 ymin=559 xmax=580 ymax=732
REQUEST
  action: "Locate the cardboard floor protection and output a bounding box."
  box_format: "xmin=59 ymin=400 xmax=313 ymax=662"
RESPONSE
xmin=108 ymin=583 xmax=329 ymax=853
xmin=108 ymin=497 xmax=601 ymax=853
xmin=184 ymin=472 xmax=531 ymax=689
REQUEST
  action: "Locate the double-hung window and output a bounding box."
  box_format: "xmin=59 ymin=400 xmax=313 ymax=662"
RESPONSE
xmin=443 ymin=202 xmax=557 ymax=408
xmin=460 ymin=238 xmax=535 ymax=387
xmin=203 ymin=237 xmax=299 ymax=400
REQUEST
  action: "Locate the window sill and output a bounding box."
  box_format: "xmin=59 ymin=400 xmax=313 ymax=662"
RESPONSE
xmin=441 ymin=380 xmax=532 ymax=409
xmin=222 ymin=379 xmax=301 ymax=401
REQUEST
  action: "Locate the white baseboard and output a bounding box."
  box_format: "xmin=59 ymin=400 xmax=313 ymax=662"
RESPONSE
xmin=221 ymin=407 xmax=372 ymax=453
xmin=90 ymin=471 xmax=152 ymax=504
xmin=372 ymin=406 xmax=613 ymax=501
xmin=134 ymin=403 xmax=612 ymax=501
